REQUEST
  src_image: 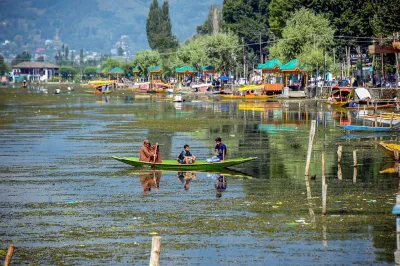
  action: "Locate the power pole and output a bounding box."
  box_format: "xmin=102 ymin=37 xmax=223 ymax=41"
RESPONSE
xmin=242 ymin=37 xmax=246 ymax=80
xmin=259 ymin=33 xmax=263 ymax=64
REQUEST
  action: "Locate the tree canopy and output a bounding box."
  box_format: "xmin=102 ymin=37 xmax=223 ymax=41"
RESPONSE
xmin=196 ymin=5 xmax=222 ymax=35
xmin=146 ymin=0 xmax=179 ymax=52
xmin=132 ymin=50 xmax=161 ymax=77
xmin=269 ymin=8 xmax=335 ymax=73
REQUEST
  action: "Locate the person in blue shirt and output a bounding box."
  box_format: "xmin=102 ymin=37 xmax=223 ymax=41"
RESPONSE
xmin=206 ymin=137 xmax=227 ymax=162
xmin=177 ymin=144 xmax=196 ymax=164
xmin=214 ymin=174 xmax=227 ymax=198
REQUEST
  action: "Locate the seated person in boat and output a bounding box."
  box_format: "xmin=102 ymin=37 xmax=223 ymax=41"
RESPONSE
xmin=177 ymin=144 xmax=196 ymax=164
xmin=139 ymin=140 xmax=162 ymax=163
xmin=206 ymin=137 xmax=227 ymax=163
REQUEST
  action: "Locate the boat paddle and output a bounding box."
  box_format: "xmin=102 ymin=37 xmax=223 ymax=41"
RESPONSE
xmin=153 ymin=142 xmax=158 ymax=164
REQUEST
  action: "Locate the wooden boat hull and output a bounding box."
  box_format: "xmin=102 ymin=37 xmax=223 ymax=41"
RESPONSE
xmin=85 ymin=90 xmax=113 ymax=95
xmin=346 ymin=103 xmax=396 ymax=110
xmin=379 ymin=142 xmax=400 ymax=160
xmin=112 ymin=156 xmax=257 ymax=170
xmin=220 ymin=94 xmax=276 ymax=99
xmin=340 ymin=125 xmax=396 ymax=132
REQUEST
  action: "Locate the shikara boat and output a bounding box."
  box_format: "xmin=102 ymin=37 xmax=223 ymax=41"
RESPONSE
xmin=379 ymin=142 xmax=400 ymax=160
xmin=85 ymin=90 xmax=113 ymax=95
xmin=221 ymin=84 xmax=277 ymax=99
xmin=112 ymin=156 xmax=257 ymax=170
xmin=326 ymin=87 xmax=353 ymax=107
xmin=346 ymin=103 xmax=396 ymax=110
xmin=340 ymin=125 xmax=398 ymax=132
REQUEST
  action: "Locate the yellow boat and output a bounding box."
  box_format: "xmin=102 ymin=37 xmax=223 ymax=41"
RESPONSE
xmin=379 ymin=142 xmax=400 ymax=160
xmin=326 ymin=87 xmax=353 ymax=107
xmin=88 ymin=80 xmax=114 ymax=87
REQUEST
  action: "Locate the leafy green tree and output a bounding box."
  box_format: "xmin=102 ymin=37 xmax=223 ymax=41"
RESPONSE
xmin=37 ymin=56 xmax=44 ymax=62
xmin=132 ymin=50 xmax=161 ymax=77
xmin=59 ymin=66 xmax=78 ymax=80
xmin=222 ymin=0 xmax=270 ymax=55
xmin=197 ymin=5 xmax=222 ymax=35
xmin=65 ymin=46 xmax=69 ymax=61
xmin=269 ymin=8 xmax=335 ymax=73
xmin=0 ymin=55 xmax=11 ymax=74
xmin=121 ymin=61 xmax=135 ymax=78
xmin=11 ymin=51 xmax=31 ymax=65
xmin=146 ymin=0 xmax=179 ymax=52
xmin=101 ymin=58 xmax=121 ymax=73
xmin=370 ymin=0 xmax=400 ymax=36
xmin=175 ymin=36 xmax=208 ymax=71
xmin=83 ymin=66 xmax=97 ymax=80
xmin=79 ymin=49 xmax=84 ymax=65
xmin=118 ymin=47 xmax=124 ymax=56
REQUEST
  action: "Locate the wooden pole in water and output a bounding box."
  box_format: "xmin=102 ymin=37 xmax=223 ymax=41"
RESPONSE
xmin=4 ymin=244 xmax=15 ymax=266
xmin=337 ymin=145 xmax=342 ymax=164
xmin=337 ymin=163 xmax=343 ymax=180
xmin=374 ymin=103 xmax=378 ymax=127
xmin=322 ymin=152 xmax=327 ymax=215
xmin=390 ymin=112 xmax=394 ymax=128
xmin=305 ymin=120 xmax=317 ymax=179
xmin=149 ymin=236 xmax=162 ymax=266
xmin=353 ymin=150 xmax=357 ymax=184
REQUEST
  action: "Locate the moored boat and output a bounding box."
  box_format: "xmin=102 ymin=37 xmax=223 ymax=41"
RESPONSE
xmin=379 ymin=142 xmax=400 ymax=160
xmin=340 ymin=125 xmax=397 ymax=132
xmin=112 ymin=156 xmax=257 ymax=170
xmin=85 ymin=90 xmax=113 ymax=95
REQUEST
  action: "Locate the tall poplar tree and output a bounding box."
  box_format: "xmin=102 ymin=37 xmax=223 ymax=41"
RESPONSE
xmin=146 ymin=0 xmax=178 ymax=52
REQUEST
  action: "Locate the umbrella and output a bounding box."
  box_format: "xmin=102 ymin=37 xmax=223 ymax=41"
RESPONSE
xmin=218 ymin=76 xmax=229 ymax=81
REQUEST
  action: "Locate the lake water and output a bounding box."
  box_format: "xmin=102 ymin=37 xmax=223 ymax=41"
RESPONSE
xmin=1 ymin=84 xmax=400 ymax=265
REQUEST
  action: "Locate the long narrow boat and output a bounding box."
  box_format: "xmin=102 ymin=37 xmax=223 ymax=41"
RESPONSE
xmin=220 ymin=94 xmax=276 ymax=99
xmin=112 ymin=156 xmax=257 ymax=170
xmin=346 ymin=103 xmax=396 ymax=110
xmin=379 ymin=142 xmax=400 ymax=160
xmin=340 ymin=125 xmax=398 ymax=132
xmin=85 ymin=90 xmax=113 ymax=95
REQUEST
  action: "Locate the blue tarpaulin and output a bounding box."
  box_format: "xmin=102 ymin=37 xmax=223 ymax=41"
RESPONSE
xmin=218 ymin=76 xmax=229 ymax=81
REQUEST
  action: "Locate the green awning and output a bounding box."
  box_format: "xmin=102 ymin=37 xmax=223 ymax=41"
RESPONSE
xmin=201 ymin=66 xmax=214 ymax=71
xmin=148 ymin=65 xmax=163 ymax=72
xmin=258 ymin=58 xmax=282 ymax=69
xmin=176 ymin=66 xmax=196 ymax=73
xmin=107 ymin=67 xmax=125 ymax=74
xmin=132 ymin=67 xmax=140 ymax=73
xmin=280 ymin=59 xmax=308 ymax=72
xmin=96 ymin=68 xmax=106 ymax=74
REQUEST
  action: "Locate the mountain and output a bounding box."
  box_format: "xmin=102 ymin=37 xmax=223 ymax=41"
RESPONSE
xmin=0 ymin=0 xmax=222 ymax=57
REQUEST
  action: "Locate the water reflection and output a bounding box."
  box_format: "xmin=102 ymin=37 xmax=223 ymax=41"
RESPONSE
xmin=214 ymin=174 xmax=227 ymax=198
xmin=139 ymin=170 xmax=162 ymax=195
xmin=177 ymin=171 xmax=196 ymax=190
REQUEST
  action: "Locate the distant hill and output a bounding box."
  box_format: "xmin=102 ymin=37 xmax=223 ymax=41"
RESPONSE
xmin=0 ymin=0 xmax=222 ymax=57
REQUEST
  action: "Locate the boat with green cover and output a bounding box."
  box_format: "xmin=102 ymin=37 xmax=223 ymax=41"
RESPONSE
xmin=112 ymin=156 xmax=257 ymax=170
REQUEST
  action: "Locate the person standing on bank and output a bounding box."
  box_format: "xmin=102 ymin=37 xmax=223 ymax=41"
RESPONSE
xmin=207 ymin=137 xmax=227 ymax=162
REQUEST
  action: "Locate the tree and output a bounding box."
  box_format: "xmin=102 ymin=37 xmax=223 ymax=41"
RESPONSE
xmin=132 ymin=50 xmax=161 ymax=77
xmin=222 ymin=0 xmax=271 ymax=56
xmin=79 ymin=49 xmax=84 ymax=65
xmin=146 ymin=0 xmax=179 ymax=52
xmin=196 ymin=5 xmax=222 ymax=35
xmin=59 ymin=66 xmax=78 ymax=80
xmin=70 ymin=51 xmax=75 ymax=65
xmin=269 ymin=8 xmax=335 ymax=74
xmin=83 ymin=66 xmax=97 ymax=80
xmin=101 ymin=58 xmax=121 ymax=73
xmin=65 ymin=46 xmax=69 ymax=61
xmin=0 ymin=55 xmax=11 ymax=74
xmin=118 ymin=47 xmax=124 ymax=56
xmin=11 ymin=51 xmax=31 ymax=66
xmin=176 ymin=32 xmax=240 ymax=74
xmin=37 ymin=56 xmax=45 ymax=62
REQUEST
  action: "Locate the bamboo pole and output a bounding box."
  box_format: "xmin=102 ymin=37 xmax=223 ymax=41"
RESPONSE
xmin=337 ymin=163 xmax=343 ymax=180
xmin=353 ymin=150 xmax=357 ymax=184
xmin=337 ymin=145 xmax=342 ymax=164
xmin=322 ymin=152 xmax=327 ymax=215
xmin=149 ymin=236 xmax=162 ymax=266
xmin=390 ymin=112 xmax=394 ymax=128
xmin=305 ymin=120 xmax=317 ymax=179
xmin=4 ymin=244 xmax=15 ymax=266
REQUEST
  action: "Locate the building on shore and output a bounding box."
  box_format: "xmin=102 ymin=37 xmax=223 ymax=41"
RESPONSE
xmin=12 ymin=62 xmax=59 ymax=82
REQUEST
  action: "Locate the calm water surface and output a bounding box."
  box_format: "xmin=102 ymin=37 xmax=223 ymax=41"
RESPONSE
xmin=1 ymin=85 xmax=400 ymax=265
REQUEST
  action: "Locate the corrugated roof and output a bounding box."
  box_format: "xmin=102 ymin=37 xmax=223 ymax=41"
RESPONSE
xmin=258 ymin=58 xmax=282 ymax=69
xmin=148 ymin=65 xmax=163 ymax=72
xmin=107 ymin=67 xmax=125 ymax=74
xmin=12 ymin=62 xmax=59 ymax=68
xmin=176 ymin=66 xmax=196 ymax=73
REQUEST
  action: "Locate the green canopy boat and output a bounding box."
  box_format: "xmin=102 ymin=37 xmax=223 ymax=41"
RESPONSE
xmin=112 ymin=156 xmax=257 ymax=171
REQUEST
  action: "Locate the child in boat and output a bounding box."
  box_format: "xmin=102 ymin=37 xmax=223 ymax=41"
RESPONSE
xmin=177 ymin=144 xmax=196 ymax=164
xmin=206 ymin=137 xmax=227 ymax=163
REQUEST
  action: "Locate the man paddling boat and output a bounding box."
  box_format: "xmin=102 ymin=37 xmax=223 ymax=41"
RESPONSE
xmin=139 ymin=140 xmax=162 ymax=163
